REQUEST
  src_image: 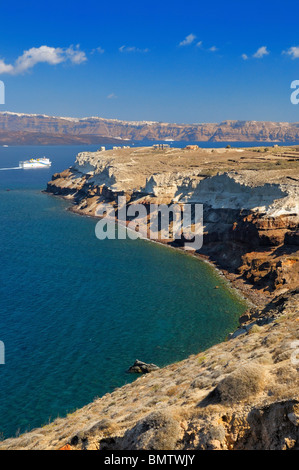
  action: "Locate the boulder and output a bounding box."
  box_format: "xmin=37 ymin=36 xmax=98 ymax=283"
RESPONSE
xmin=126 ymin=359 xmax=159 ymax=374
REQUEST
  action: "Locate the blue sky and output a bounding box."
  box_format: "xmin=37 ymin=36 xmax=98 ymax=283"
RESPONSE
xmin=0 ymin=0 xmax=299 ymax=122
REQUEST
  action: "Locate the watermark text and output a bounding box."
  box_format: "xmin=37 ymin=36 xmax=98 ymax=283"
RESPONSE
xmin=0 ymin=81 xmax=5 ymax=104
xmin=95 ymin=197 xmax=203 ymax=250
xmin=0 ymin=341 xmax=5 ymax=365
xmin=290 ymin=80 xmax=299 ymax=105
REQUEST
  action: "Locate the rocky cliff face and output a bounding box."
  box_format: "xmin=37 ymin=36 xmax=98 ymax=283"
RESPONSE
xmin=46 ymin=145 xmax=299 ymax=296
xmin=2 ymin=112 xmax=299 ymax=142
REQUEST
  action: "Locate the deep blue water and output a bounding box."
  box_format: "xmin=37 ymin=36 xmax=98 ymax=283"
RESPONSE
xmin=0 ymin=143 xmax=253 ymax=438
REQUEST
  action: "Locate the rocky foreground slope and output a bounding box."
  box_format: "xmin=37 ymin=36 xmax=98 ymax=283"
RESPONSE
xmin=2 ymin=111 xmax=299 ymax=142
xmin=1 ymin=289 xmax=298 ymax=450
xmin=1 ymin=145 xmax=298 ymax=450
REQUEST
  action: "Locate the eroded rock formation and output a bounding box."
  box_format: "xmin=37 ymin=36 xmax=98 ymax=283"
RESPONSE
xmin=46 ymin=145 xmax=299 ymax=295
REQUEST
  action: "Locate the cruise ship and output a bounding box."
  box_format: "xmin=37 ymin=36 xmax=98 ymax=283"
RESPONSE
xmin=19 ymin=158 xmax=52 ymax=169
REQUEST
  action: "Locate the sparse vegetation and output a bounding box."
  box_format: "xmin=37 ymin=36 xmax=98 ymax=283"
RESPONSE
xmin=117 ymin=410 xmax=181 ymax=450
xmin=197 ymin=356 xmax=207 ymax=364
xmin=248 ymin=324 xmax=262 ymax=334
xmin=216 ymin=363 xmax=266 ymax=403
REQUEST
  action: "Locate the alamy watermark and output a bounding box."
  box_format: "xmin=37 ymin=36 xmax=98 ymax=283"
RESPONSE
xmin=95 ymin=196 xmax=203 ymax=250
xmin=0 ymin=341 xmax=5 ymax=365
xmin=290 ymin=80 xmax=299 ymax=104
xmin=0 ymin=80 xmax=5 ymax=105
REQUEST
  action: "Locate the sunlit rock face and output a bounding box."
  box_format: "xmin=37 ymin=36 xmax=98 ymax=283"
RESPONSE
xmin=47 ymin=146 xmax=299 ymax=293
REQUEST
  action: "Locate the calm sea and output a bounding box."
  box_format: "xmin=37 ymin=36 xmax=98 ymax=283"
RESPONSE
xmin=0 ymin=140 xmax=284 ymax=439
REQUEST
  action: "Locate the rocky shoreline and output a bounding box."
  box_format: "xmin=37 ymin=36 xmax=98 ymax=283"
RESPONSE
xmin=46 ymin=145 xmax=298 ymax=299
xmin=1 ymin=144 xmax=298 ymax=450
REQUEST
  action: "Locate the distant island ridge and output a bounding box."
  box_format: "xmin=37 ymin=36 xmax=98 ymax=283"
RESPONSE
xmin=1 ymin=112 xmax=299 ymax=145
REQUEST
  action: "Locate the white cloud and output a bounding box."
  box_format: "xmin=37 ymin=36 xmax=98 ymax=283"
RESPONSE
xmin=253 ymin=46 xmax=269 ymax=58
xmin=91 ymin=46 xmax=105 ymax=54
xmin=14 ymin=46 xmax=64 ymax=73
xmin=242 ymin=53 xmax=249 ymax=60
xmin=179 ymin=34 xmax=196 ymax=46
xmin=209 ymin=46 xmax=218 ymax=52
xmin=119 ymin=45 xmax=149 ymax=53
xmin=65 ymin=45 xmax=87 ymax=64
xmin=107 ymin=93 xmax=117 ymax=99
xmin=95 ymin=46 xmax=105 ymax=54
xmin=0 ymin=59 xmax=14 ymax=74
xmin=0 ymin=45 xmax=87 ymax=75
xmin=196 ymin=41 xmax=203 ymax=48
xmin=283 ymin=46 xmax=299 ymax=59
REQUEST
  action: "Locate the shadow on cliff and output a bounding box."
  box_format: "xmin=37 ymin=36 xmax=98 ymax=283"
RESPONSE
xmin=174 ymin=173 xmax=288 ymax=212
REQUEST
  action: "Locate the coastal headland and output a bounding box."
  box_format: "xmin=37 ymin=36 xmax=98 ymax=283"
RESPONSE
xmin=46 ymin=144 xmax=299 ymax=300
xmin=1 ymin=144 xmax=298 ymax=450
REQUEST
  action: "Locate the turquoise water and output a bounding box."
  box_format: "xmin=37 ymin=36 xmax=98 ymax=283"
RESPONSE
xmin=0 ymin=145 xmax=248 ymax=439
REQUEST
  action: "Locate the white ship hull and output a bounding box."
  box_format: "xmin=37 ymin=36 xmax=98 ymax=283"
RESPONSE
xmin=19 ymin=158 xmax=52 ymax=169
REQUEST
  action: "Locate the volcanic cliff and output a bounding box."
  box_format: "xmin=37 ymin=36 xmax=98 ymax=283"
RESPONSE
xmin=2 ymin=112 xmax=299 ymax=143
xmin=46 ymin=145 xmax=299 ymax=297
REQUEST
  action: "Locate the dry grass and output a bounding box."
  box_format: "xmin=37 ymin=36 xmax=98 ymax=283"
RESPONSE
xmin=112 ymin=410 xmax=182 ymax=450
xmin=215 ymin=363 xmax=266 ymax=404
